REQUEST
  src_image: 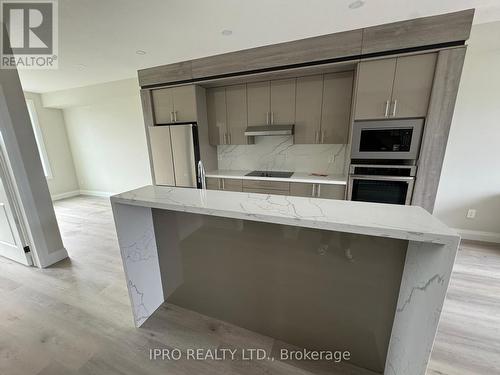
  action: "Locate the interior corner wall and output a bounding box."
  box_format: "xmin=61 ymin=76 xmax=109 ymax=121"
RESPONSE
xmin=23 ymin=92 xmax=79 ymax=198
xmin=43 ymin=79 xmax=152 ymax=196
xmin=434 ymin=21 xmax=500 ymax=243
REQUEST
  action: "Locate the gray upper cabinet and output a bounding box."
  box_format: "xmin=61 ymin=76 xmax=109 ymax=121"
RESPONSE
xmin=354 ymin=53 xmax=436 ymax=120
xmin=226 ymin=84 xmax=249 ymax=145
xmin=294 ymin=75 xmax=323 ymax=144
xmin=207 ymin=85 xmax=251 ymax=145
xmin=391 ymin=53 xmax=437 ymax=118
xmin=270 ymin=79 xmax=296 ymax=125
xmin=354 ymin=58 xmax=397 ymax=120
xmin=247 ymin=81 xmax=271 ymax=126
xmin=247 ymin=79 xmax=296 ymax=126
xmin=172 ymin=85 xmax=198 ymax=122
xmin=152 ymin=85 xmax=197 ymax=124
xmin=206 ymin=87 xmax=227 ymax=145
xmin=321 ymin=71 xmax=353 ymax=144
xmin=295 ymin=72 xmax=353 ymax=144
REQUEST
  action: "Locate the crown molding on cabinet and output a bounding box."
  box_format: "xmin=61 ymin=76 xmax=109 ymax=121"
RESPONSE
xmin=137 ymin=9 xmax=474 ymax=88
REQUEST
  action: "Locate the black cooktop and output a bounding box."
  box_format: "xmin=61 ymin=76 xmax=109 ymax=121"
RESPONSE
xmin=245 ymin=170 xmax=294 ymax=178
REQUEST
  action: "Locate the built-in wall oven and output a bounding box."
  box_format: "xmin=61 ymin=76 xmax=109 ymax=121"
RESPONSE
xmin=351 ymin=119 xmax=424 ymax=160
xmin=348 ymin=165 xmax=417 ymax=205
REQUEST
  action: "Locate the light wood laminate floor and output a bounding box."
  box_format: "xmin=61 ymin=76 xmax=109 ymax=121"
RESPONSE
xmin=0 ymin=196 xmax=498 ymax=375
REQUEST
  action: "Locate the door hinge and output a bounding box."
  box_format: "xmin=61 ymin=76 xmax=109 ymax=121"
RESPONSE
xmin=23 ymin=245 xmax=30 ymax=253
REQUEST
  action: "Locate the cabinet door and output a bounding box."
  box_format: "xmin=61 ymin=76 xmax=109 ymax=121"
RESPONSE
xmin=317 ymin=184 xmax=345 ymax=200
xmin=206 ymin=177 xmax=221 ymax=190
xmin=172 ymin=85 xmax=197 ymax=122
xmin=226 ymin=84 xmax=250 ymax=145
xmin=222 ymin=178 xmax=243 ymax=192
xmin=294 ymin=75 xmax=323 ymax=144
xmin=354 ymin=58 xmax=397 ymax=120
xmin=270 ymin=78 xmax=296 ymax=125
xmin=148 ymin=126 xmax=175 ymax=186
xmin=290 ymin=183 xmax=315 ymax=197
xmin=321 ymin=72 xmax=354 ymax=144
xmin=247 ymin=81 xmax=270 ymax=126
xmin=206 ymin=87 xmax=227 ymax=145
xmin=242 ymin=180 xmax=290 ymax=191
xmin=152 ymin=88 xmax=174 ymax=124
xmin=242 ymin=187 xmax=290 ymax=196
xmin=391 ymin=53 xmax=437 ymax=118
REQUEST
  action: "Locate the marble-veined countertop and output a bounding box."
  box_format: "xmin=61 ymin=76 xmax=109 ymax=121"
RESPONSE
xmin=111 ymin=185 xmax=458 ymax=245
xmin=205 ymin=170 xmax=347 ymax=185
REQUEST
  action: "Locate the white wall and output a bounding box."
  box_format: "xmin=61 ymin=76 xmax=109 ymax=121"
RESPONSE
xmin=23 ymin=92 xmax=79 ymax=199
xmin=434 ymin=21 xmax=500 ymax=242
xmin=42 ymin=78 xmax=152 ymax=195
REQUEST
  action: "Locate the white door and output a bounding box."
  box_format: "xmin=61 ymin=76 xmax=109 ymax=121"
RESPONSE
xmin=0 ymin=141 xmax=32 ymax=265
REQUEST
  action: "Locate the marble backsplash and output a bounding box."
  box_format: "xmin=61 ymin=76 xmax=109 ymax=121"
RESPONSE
xmin=217 ymin=136 xmax=348 ymax=174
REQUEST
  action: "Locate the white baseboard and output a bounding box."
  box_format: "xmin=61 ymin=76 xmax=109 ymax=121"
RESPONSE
xmin=39 ymin=247 xmax=69 ymax=268
xmin=454 ymin=228 xmax=500 ymax=244
xmin=79 ymin=189 xmax=113 ymax=198
xmin=51 ymin=190 xmax=80 ymax=201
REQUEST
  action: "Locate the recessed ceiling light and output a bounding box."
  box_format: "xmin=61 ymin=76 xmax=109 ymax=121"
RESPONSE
xmin=349 ymin=0 xmax=365 ymax=9
xmin=136 ymin=50 xmax=146 ymax=55
xmin=221 ymin=29 xmax=233 ymax=36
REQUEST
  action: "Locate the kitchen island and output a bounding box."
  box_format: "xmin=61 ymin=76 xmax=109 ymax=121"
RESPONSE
xmin=111 ymin=185 xmax=460 ymax=375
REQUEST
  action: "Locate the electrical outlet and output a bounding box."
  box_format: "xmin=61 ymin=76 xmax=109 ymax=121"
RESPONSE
xmin=466 ymin=209 xmax=476 ymax=219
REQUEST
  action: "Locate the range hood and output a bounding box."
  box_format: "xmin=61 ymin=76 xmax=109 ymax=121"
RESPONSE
xmin=244 ymin=124 xmax=294 ymax=137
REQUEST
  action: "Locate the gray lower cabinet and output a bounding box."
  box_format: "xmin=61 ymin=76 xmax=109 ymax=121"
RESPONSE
xmin=242 ymin=179 xmax=290 ymax=195
xmin=290 ymin=182 xmax=315 ymax=197
xmin=290 ymin=182 xmax=345 ymax=199
xmin=206 ymin=177 xmax=243 ymax=192
xmin=316 ymin=184 xmax=346 ymax=200
xmin=152 ymin=85 xmax=197 ymax=124
xmin=207 ymin=179 xmax=345 ymax=200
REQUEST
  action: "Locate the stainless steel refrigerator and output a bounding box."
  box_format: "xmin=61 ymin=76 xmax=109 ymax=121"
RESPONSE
xmin=148 ymin=124 xmax=205 ymax=188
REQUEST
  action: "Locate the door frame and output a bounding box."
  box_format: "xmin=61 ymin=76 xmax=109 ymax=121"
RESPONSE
xmin=0 ymin=131 xmax=33 ymax=266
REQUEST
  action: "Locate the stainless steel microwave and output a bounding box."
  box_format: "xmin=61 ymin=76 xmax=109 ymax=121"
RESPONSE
xmin=351 ymin=119 xmax=424 ymax=160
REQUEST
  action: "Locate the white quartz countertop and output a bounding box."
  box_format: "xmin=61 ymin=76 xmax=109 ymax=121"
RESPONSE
xmin=205 ymin=170 xmax=347 ymax=185
xmin=111 ymin=185 xmax=459 ymax=245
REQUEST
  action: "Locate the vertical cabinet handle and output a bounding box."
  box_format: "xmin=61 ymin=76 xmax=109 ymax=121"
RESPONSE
xmin=221 ymin=179 xmax=225 ymax=190
xmin=312 ymin=184 xmax=316 ymax=197
xmin=315 ymin=131 xmax=319 ymax=144
xmin=317 ymin=184 xmax=321 ymax=198
xmin=320 ymin=130 xmax=325 ymax=144
xmin=384 ymin=100 xmax=390 ymax=118
xmin=174 ymin=111 xmax=178 ymax=122
xmin=228 ymin=133 xmax=231 ymax=144
xmin=271 ymin=112 xmax=274 ymax=125
xmin=391 ymin=100 xmax=398 ymax=117
xmin=170 ymin=111 xmax=174 ymax=123
xmin=266 ymin=112 xmax=270 ymax=125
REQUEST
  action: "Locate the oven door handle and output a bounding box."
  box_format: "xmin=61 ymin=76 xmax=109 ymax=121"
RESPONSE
xmin=349 ymin=175 xmax=415 ymax=182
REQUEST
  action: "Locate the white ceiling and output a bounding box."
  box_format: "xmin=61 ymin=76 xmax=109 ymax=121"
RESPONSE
xmin=18 ymin=0 xmax=500 ymax=93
